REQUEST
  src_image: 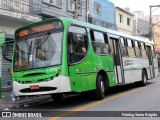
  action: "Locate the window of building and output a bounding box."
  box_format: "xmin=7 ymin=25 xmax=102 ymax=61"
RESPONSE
xmin=127 ymin=18 xmax=131 ymax=26
xmin=79 ymin=0 xmax=82 ymax=14
xmin=94 ymin=2 xmax=101 ymax=15
xmin=68 ymin=0 xmax=82 ymax=13
xmin=2 ymin=0 xmax=29 ymax=13
xmin=91 ymin=31 xmax=109 ymax=55
xmin=43 ymin=0 xmax=62 ymax=7
xmin=68 ymin=26 xmax=88 ymax=64
xmin=68 ymin=0 xmax=75 ymax=11
xmin=119 ymin=14 xmax=123 ymax=23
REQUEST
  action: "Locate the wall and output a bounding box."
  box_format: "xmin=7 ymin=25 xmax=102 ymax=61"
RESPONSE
xmin=32 ymin=0 xmax=86 ymax=22
xmin=154 ymin=25 xmax=160 ymax=53
xmin=0 ymin=18 xmax=25 ymax=35
xmin=116 ymin=7 xmax=134 ymax=35
xmin=145 ymin=15 xmax=160 ymax=26
xmin=89 ymin=0 xmax=116 ymax=30
xmin=133 ymin=18 xmax=149 ymax=37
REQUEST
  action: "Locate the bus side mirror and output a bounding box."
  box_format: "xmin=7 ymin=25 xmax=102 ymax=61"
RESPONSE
xmin=2 ymin=42 xmax=13 ymax=62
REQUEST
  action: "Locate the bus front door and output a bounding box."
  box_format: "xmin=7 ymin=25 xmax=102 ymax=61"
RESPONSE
xmin=146 ymin=45 xmax=155 ymax=78
xmin=110 ymin=38 xmax=124 ymax=84
xmin=67 ymin=29 xmax=93 ymax=93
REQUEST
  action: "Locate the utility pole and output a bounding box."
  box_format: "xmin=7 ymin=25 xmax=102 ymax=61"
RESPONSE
xmin=149 ymin=6 xmax=152 ymax=41
xmin=149 ymin=5 xmax=160 ymax=41
xmin=73 ymin=0 xmax=80 ymax=20
xmin=86 ymin=0 xmax=90 ymax=22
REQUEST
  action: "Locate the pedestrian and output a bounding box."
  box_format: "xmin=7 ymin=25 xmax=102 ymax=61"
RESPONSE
xmin=11 ymin=90 xmax=16 ymax=101
xmin=9 ymin=68 xmax=17 ymax=101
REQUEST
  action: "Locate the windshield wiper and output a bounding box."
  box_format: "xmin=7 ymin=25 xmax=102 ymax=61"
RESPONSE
xmin=36 ymin=31 xmax=50 ymax=49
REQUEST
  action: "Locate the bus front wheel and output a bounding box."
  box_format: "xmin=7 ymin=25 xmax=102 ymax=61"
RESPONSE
xmin=95 ymin=75 xmax=105 ymax=100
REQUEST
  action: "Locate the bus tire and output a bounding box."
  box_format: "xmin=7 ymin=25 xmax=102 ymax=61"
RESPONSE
xmin=51 ymin=93 xmax=63 ymax=103
xmin=140 ymin=70 xmax=147 ymax=86
xmin=95 ymin=75 xmax=105 ymax=100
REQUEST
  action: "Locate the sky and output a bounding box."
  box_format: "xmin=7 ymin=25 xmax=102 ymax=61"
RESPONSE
xmin=110 ymin=0 xmax=160 ymax=16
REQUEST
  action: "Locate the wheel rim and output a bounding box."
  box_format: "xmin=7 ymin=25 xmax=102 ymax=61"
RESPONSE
xmin=101 ymin=81 xmax=105 ymax=94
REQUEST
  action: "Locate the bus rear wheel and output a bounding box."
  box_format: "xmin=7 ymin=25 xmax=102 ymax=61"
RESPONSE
xmin=51 ymin=93 xmax=63 ymax=103
xmin=95 ymin=75 xmax=105 ymax=100
xmin=140 ymin=70 xmax=147 ymax=86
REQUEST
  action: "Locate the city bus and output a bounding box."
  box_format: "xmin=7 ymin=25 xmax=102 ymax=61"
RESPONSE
xmin=6 ymin=18 xmax=159 ymax=101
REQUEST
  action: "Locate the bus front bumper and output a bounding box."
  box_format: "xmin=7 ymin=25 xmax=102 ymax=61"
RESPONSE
xmin=13 ymin=75 xmax=71 ymax=96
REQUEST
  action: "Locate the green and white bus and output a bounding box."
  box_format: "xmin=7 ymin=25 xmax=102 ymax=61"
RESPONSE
xmin=9 ymin=18 xmax=159 ymax=100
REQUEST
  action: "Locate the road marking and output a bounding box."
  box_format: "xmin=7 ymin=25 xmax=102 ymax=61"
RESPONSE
xmin=50 ymin=82 xmax=160 ymax=120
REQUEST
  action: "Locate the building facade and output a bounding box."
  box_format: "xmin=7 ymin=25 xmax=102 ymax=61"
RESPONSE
xmin=0 ymin=0 xmax=41 ymax=89
xmin=116 ymin=7 xmax=134 ymax=35
xmin=0 ymin=0 xmax=41 ymax=37
xmin=88 ymin=0 xmax=116 ymax=30
xmin=31 ymin=0 xmax=86 ymax=21
xmin=154 ymin=25 xmax=160 ymax=53
xmin=145 ymin=15 xmax=160 ymax=26
xmin=133 ymin=11 xmax=144 ymax=20
xmin=133 ymin=18 xmax=149 ymax=37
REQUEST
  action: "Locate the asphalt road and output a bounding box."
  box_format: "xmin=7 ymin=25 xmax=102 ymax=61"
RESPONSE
xmin=1 ymin=75 xmax=160 ymax=120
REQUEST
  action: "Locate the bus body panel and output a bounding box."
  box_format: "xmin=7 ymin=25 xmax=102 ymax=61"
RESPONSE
xmin=153 ymin=58 xmax=159 ymax=77
xmin=122 ymin=57 xmax=150 ymax=83
xmin=69 ymin=54 xmax=95 ymax=92
xmin=13 ymin=75 xmax=71 ymax=96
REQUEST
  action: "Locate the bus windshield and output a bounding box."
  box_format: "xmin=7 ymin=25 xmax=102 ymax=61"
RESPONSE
xmin=14 ymin=21 xmax=63 ymax=71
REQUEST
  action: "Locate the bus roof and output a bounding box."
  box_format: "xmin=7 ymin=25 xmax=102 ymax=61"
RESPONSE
xmin=59 ymin=17 xmax=154 ymax=45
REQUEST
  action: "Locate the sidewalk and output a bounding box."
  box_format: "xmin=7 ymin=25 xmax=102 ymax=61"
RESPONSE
xmin=0 ymin=91 xmax=51 ymax=110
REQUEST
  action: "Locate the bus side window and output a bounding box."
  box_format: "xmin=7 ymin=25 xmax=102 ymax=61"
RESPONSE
xmin=127 ymin=39 xmax=136 ymax=57
xmin=141 ymin=42 xmax=147 ymax=58
xmin=135 ymin=41 xmax=141 ymax=57
xmin=91 ymin=30 xmax=110 ymax=55
xmin=68 ymin=26 xmax=88 ymax=64
xmin=120 ymin=37 xmax=128 ymax=56
xmin=151 ymin=45 xmax=156 ymax=58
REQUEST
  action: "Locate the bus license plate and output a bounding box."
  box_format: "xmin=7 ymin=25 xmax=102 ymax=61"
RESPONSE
xmin=30 ymin=85 xmax=39 ymax=90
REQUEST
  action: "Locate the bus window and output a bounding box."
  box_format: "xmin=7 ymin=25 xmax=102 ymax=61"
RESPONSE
xmin=93 ymin=31 xmax=105 ymax=43
xmin=91 ymin=31 xmax=109 ymax=55
xmin=127 ymin=39 xmax=136 ymax=57
xmin=120 ymin=37 xmax=128 ymax=56
xmin=68 ymin=26 xmax=88 ymax=64
xmin=141 ymin=42 xmax=147 ymax=58
xmin=151 ymin=45 xmax=156 ymax=58
xmin=141 ymin=43 xmax=145 ymax=50
xmin=127 ymin=39 xmax=132 ymax=48
xmin=135 ymin=41 xmax=141 ymax=57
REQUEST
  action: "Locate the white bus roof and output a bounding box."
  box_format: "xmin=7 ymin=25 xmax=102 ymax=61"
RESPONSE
xmin=64 ymin=18 xmax=154 ymax=45
xmin=107 ymin=29 xmax=154 ymax=44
